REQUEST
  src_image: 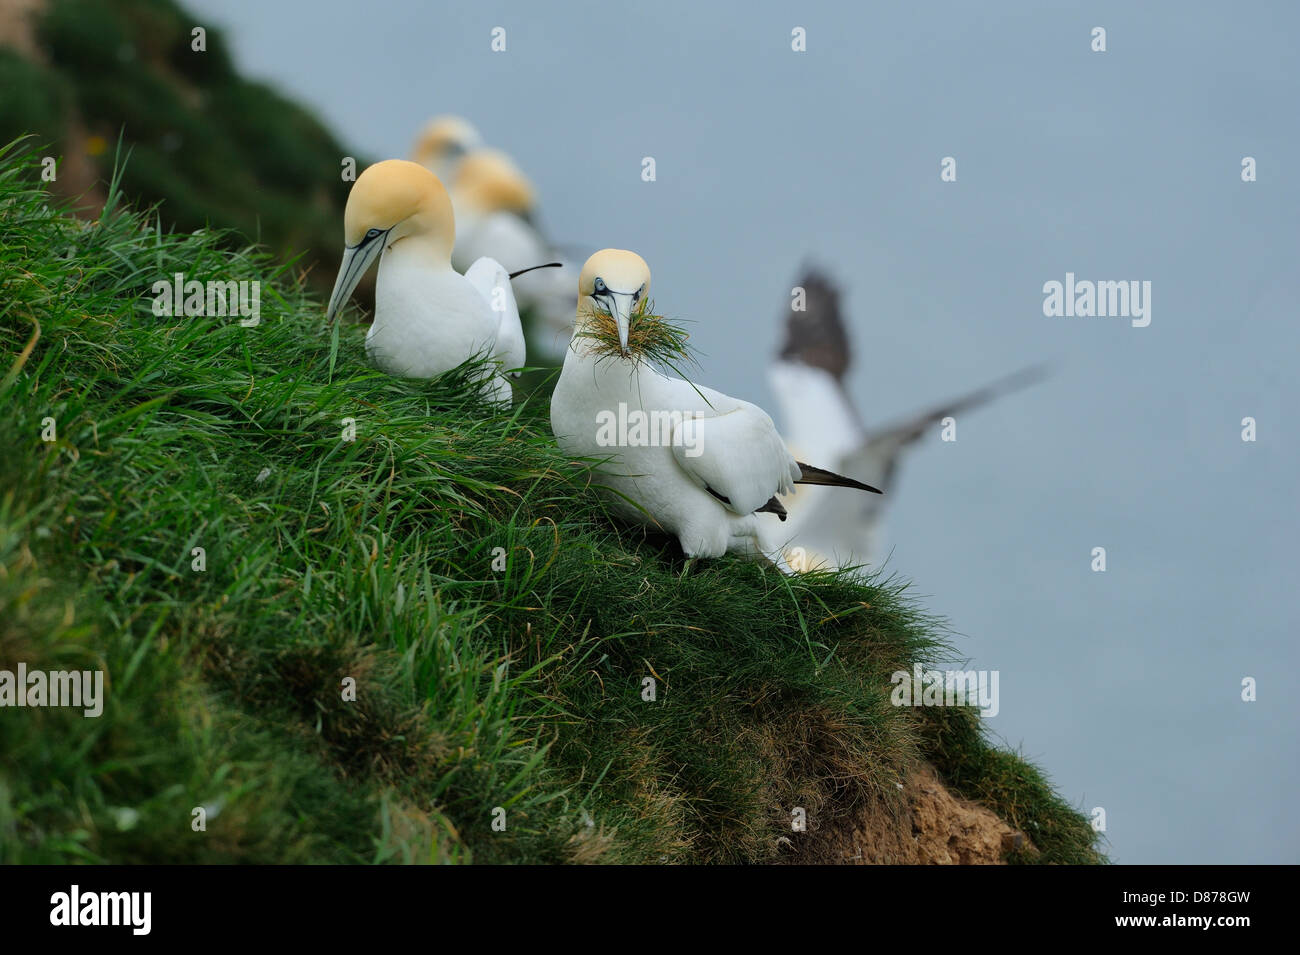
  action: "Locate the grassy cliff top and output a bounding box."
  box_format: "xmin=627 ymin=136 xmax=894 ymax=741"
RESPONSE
xmin=0 ymin=0 xmax=358 ymax=295
xmin=0 ymin=144 xmax=1105 ymax=864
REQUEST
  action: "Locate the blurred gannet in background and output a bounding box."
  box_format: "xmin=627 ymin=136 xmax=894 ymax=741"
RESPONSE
xmin=761 ymin=268 xmax=1047 ymax=569
xmin=551 ymin=250 xmax=881 ymax=560
xmin=448 ymin=149 xmax=579 ymax=359
xmin=325 ymin=159 xmax=526 ymax=406
xmin=411 ymin=115 xmax=483 ymax=183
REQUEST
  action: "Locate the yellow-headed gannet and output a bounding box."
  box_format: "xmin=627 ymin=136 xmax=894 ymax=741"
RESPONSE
xmin=411 ymin=115 xmax=483 ymax=183
xmin=551 ymin=250 xmax=881 ymax=559
xmin=449 ymin=149 xmax=579 ymax=359
xmin=761 ymin=268 xmax=1047 ymax=569
xmin=325 ymin=159 xmax=527 ymax=405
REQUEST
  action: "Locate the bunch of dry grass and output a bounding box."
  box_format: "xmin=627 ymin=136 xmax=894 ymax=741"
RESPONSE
xmin=575 ymin=299 xmax=694 ymax=369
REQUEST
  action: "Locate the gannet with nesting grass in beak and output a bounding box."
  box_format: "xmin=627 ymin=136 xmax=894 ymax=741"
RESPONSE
xmin=326 ymin=159 xmax=529 ymax=406
xmin=550 ymin=250 xmax=882 ymax=560
xmin=411 ymin=114 xmax=483 ymax=183
xmin=761 ymin=267 xmax=1048 ymax=569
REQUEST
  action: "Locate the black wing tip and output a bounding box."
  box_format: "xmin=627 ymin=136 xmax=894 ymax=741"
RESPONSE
xmin=794 ymin=461 xmax=883 ymax=494
xmin=508 ymin=261 xmax=564 ymax=279
xmin=979 ymin=362 xmax=1052 ymax=399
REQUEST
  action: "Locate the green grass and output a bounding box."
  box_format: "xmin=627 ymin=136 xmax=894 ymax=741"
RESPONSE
xmin=0 ymin=0 xmax=359 ymax=297
xmin=0 ymin=142 xmax=1105 ymax=864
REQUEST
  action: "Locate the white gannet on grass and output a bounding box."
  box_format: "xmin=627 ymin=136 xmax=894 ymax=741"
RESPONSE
xmin=326 ymin=159 xmax=531 ymax=406
xmin=761 ymin=268 xmax=1048 ymax=569
xmin=551 ymin=249 xmax=882 ymax=560
xmin=411 ymin=114 xmax=483 ymax=183
xmin=449 ymin=149 xmax=579 ymax=359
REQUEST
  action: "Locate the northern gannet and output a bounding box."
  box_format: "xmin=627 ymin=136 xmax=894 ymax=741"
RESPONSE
xmin=449 ymin=149 xmax=578 ymax=359
xmin=551 ymin=250 xmax=881 ymax=559
xmin=411 ymin=115 xmax=483 ymax=183
xmin=325 ymin=159 xmax=525 ymax=405
xmin=762 ymin=268 xmax=1047 ymax=569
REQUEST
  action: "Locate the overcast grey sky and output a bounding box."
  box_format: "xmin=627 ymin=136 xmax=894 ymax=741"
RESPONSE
xmin=185 ymin=0 xmax=1299 ymax=863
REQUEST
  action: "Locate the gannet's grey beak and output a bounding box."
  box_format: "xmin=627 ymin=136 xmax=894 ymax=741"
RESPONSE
xmin=326 ymin=230 xmax=389 ymax=324
xmin=606 ymin=291 xmax=635 ymax=357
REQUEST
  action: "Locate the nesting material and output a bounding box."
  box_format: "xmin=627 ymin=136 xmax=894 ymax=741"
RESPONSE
xmin=576 ymin=299 xmax=693 ymax=368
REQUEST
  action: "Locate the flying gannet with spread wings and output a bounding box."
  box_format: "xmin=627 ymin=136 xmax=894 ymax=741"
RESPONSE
xmin=761 ymin=268 xmax=1047 ymax=570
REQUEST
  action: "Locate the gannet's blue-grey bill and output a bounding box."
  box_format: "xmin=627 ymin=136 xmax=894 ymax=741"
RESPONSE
xmin=326 ymin=228 xmax=390 ymax=324
xmin=593 ymin=289 xmax=637 ymax=356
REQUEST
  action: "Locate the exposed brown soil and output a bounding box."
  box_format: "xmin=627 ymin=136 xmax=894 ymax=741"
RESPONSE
xmin=784 ymin=763 xmax=1035 ymax=865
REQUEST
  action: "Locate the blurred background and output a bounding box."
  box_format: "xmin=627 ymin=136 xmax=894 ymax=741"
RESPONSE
xmin=2 ymin=0 xmax=1296 ymax=863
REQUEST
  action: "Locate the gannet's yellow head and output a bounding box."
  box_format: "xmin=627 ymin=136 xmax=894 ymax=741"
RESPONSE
xmin=327 ymin=159 xmax=456 ymax=323
xmin=452 ymin=148 xmax=536 ymax=215
xmin=578 ymin=249 xmax=651 ymax=357
xmin=411 ymin=115 xmax=482 ymax=178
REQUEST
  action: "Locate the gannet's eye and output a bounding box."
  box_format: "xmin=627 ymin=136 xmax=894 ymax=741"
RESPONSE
xmin=365 ymin=228 xmax=382 ymax=240
xmin=593 ymin=277 xmax=607 ymax=294
xmin=634 ymin=284 xmax=645 ymax=302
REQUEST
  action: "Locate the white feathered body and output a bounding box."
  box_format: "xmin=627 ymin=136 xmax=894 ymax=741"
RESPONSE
xmin=366 ymin=242 xmax=522 ymax=405
xmin=760 ymin=360 xmax=887 ymax=567
xmin=451 ymin=208 xmax=578 ymax=359
xmin=552 ymin=344 xmax=801 ymax=558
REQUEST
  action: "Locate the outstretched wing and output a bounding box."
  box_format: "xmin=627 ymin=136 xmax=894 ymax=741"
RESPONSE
xmin=670 ymin=403 xmax=801 ymax=517
xmin=854 ymin=364 xmax=1050 ymax=491
xmin=463 ymin=256 xmax=526 ymax=376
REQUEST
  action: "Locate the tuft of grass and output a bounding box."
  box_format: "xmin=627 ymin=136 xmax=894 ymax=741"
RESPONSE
xmin=0 ymin=0 xmax=362 ymax=299
xmin=574 ymin=299 xmax=694 ymax=369
xmin=0 ymin=141 xmax=1104 ymax=864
